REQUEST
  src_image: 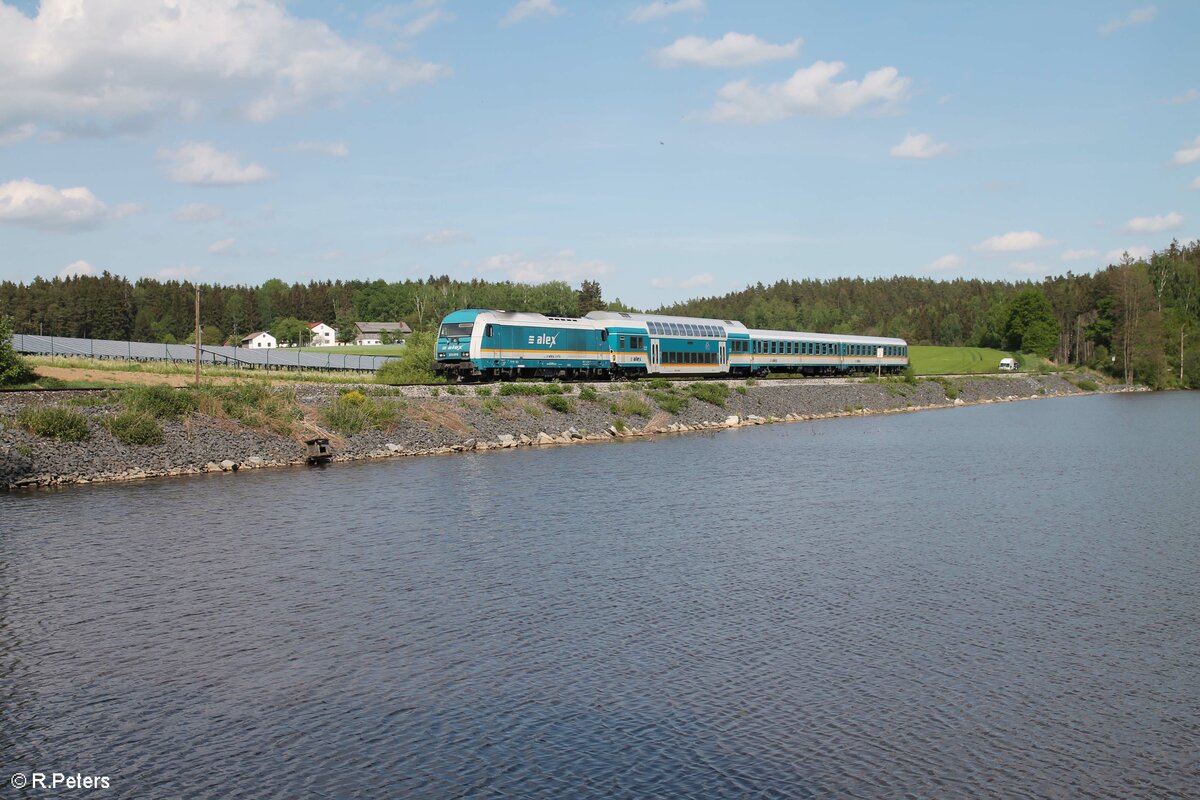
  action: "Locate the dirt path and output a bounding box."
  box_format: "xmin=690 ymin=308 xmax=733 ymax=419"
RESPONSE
xmin=36 ymin=366 xmax=240 ymax=387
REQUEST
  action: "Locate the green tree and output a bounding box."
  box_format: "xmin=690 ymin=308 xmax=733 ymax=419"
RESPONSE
xmin=270 ymin=317 xmax=311 ymax=347
xmin=577 ymin=280 xmax=605 ymax=314
xmin=1004 ymin=288 xmax=1059 ymax=356
xmin=0 ymin=315 xmax=34 ymax=386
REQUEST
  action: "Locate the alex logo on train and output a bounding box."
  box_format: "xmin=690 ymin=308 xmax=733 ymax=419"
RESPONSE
xmin=527 ymin=333 xmax=558 ymax=347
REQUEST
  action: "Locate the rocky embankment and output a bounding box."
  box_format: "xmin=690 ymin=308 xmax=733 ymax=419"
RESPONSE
xmin=1 ymin=374 xmax=1137 ymax=490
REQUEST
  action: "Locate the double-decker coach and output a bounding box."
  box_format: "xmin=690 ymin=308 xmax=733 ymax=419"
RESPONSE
xmin=583 ymin=311 xmax=746 ymax=378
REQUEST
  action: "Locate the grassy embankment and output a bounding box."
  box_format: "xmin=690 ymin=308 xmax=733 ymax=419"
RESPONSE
xmin=14 ymin=356 xmax=375 ymax=387
xmin=908 ymin=346 xmax=1017 ymax=375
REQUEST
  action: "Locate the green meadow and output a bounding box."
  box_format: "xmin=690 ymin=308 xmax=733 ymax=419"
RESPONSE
xmin=909 ymin=346 xmax=1016 ymax=375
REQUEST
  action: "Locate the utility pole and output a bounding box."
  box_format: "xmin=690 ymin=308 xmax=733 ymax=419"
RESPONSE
xmin=194 ymin=284 xmax=201 ymax=386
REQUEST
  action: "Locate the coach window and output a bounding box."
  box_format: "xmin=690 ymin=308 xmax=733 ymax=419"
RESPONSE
xmin=485 ymin=324 xmax=493 ymax=336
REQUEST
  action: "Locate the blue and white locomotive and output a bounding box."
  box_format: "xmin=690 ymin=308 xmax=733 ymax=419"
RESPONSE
xmin=433 ymin=308 xmax=907 ymax=381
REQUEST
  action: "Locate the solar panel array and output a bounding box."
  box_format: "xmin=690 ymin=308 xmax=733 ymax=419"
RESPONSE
xmin=10 ymin=334 xmax=396 ymax=372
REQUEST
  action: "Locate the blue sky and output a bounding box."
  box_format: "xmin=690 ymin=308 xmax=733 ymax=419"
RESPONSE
xmin=1 ymin=0 xmax=1197 ymax=308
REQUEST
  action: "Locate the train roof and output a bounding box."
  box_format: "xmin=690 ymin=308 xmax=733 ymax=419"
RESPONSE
xmin=585 ymin=310 xmax=747 ymax=331
xmin=476 ymin=310 xmax=598 ymax=329
xmin=746 ymin=327 xmax=907 ymax=346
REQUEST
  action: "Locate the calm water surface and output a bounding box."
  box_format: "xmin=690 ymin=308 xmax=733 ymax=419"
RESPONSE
xmin=2 ymin=393 xmax=1198 ymax=798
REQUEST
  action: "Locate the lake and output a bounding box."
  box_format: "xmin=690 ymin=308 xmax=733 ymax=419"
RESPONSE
xmin=2 ymin=392 xmax=1197 ymax=798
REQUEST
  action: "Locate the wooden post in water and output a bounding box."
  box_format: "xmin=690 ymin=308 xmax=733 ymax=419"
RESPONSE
xmin=194 ymin=284 xmax=201 ymax=386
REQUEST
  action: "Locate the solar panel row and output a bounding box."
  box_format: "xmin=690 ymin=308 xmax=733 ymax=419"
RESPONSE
xmin=10 ymin=335 xmax=395 ymax=372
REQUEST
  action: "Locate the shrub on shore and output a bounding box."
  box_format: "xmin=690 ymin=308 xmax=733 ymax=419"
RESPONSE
xmin=610 ymin=395 xmax=651 ymax=418
xmin=122 ymin=384 xmax=199 ymax=419
xmin=688 ymin=382 xmax=729 ymax=406
xmin=196 ymin=382 xmax=301 ymax=437
xmin=322 ymin=389 xmax=395 ymax=435
xmin=646 ymin=389 xmax=688 ymax=414
xmin=104 ymin=411 xmax=164 ymax=446
xmin=0 ymin=315 xmax=34 ymax=387
xmin=375 ymin=332 xmax=444 ymax=385
xmin=498 ymin=383 xmax=567 ymax=397
xmin=543 ymin=395 xmax=575 ymax=413
xmin=17 ymin=406 xmax=90 ymax=441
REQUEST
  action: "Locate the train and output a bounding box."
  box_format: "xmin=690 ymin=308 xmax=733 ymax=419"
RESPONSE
xmin=433 ymin=309 xmax=908 ymax=381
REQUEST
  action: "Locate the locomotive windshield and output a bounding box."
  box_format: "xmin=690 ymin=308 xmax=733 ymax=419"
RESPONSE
xmin=439 ymin=322 xmax=474 ymax=338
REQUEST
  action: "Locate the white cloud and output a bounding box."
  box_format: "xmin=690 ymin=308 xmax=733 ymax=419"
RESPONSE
xmin=278 ymin=141 xmax=349 ymax=157
xmin=628 ymin=0 xmax=704 ymax=23
xmin=364 ymin=2 xmax=455 ymax=37
xmin=158 ymin=142 xmax=270 ymax=185
xmin=1062 ymin=248 xmax=1100 ymax=261
xmin=655 ymin=33 xmax=802 ymax=68
xmin=59 ymin=259 xmax=96 ymax=279
xmin=0 ymin=0 xmax=449 ymax=137
xmin=156 ymin=264 xmax=203 ymax=280
xmin=413 ymin=229 xmax=471 ymax=245
xmin=889 ymin=132 xmax=948 ymax=159
xmin=208 ymin=237 xmax=236 ymax=255
xmin=923 ymin=254 xmax=962 ymax=273
xmin=0 ymin=178 xmax=117 ymax=231
xmin=501 ymin=0 xmax=564 ymax=26
xmin=1106 ymin=246 xmax=1152 ymax=262
xmin=1124 ymin=211 xmax=1182 ymax=233
xmin=651 ymin=272 xmax=714 ymax=289
xmin=1099 ymin=5 xmax=1156 ymax=34
xmin=1011 ymin=261 xmax=1047 ymax=275
xmin=174 ymin=203 xmax=225 ymax=223
xmin=1167 ymin=89 xmax=1199 ymax=105
xmin=1173 ymin=137 xmax=1200 ymax=165
xmin=0 ymin=123 xmax=35 ymax=146
xmin=478 ymin=249 xmax=613 ymax=283
xmin=705 ymin=61 xmax=910 ymax=124
xmin=974 ymin=231 xmax=1055 ymax=253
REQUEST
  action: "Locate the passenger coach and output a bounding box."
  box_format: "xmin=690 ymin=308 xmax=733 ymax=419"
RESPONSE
xmin=431 ymin=308 xmax=907 ymax=381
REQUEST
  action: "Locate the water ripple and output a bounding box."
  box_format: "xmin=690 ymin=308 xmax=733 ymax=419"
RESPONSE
xmin=2 ymin=393 xmax=1198 ymax=798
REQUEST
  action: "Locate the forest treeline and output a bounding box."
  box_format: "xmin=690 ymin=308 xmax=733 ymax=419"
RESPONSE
xmin=2 ymin=240 xmax=1197 ymax=387
xmin=657 ymin=240 xmax=1199 ymax=387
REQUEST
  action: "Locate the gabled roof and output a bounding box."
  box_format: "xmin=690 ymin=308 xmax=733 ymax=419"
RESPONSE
xmin=308 ymin=321 xmax=336 ymax=330
xmin=355 ymin=321 xmax=411 ymax=334
xmin=240 ymin=331 xmax=271 ymax=341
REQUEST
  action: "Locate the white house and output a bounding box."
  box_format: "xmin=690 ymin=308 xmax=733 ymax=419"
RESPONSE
xmin=354 ymin=321 xmax=411 ymax=345
xmin=240 ymin=331 xmax=277 ymax=349
xmin=308 ymin=322 xmax=337 ymax=347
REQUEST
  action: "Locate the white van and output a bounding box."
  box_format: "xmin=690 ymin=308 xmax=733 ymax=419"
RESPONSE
xmin=999 ymin=357 xmax=1017 ymax=371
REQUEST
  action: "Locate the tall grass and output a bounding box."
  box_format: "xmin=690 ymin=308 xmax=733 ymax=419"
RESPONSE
xmin=688 ymin=382 xmax=729 ymax=406
xmin=17 ymin=406 xmax=90 ymax=441
xmin=104 ymin=411 xmax=163 ymax=446
xmin=321 ymin=389 xmax=396 ymax=435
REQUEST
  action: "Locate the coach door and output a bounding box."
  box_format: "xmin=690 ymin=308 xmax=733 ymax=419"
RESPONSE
xmin=650 ymin=339 xmax=660 ymax=372
xmin=719 ymin=341 xmax=726 ymax=368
